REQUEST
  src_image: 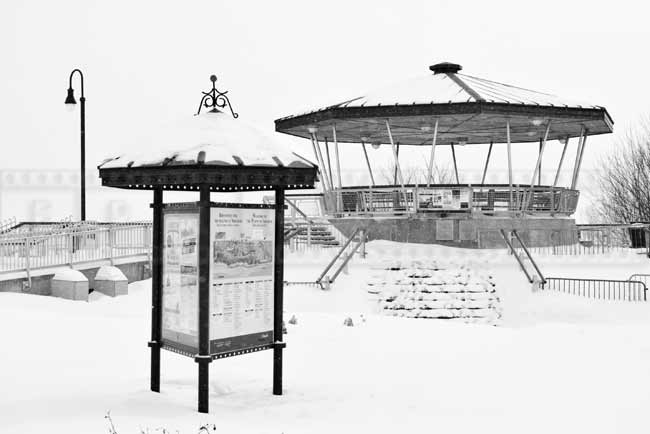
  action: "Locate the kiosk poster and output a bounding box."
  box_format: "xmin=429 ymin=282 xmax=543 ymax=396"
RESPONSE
xmin=161 ymin=211 xmax=200 ymax=353
xmin=418 ymin=188 xmax=468 ymax=210
xmin=209 ymin=207 xmax=275 ymax=355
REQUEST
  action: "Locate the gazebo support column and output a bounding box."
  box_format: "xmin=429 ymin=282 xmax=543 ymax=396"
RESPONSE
xmin=426 ymin=119 xmax=439 ymax=187
xmin=333 ymin=126 xmax=343 ymax=212
xmin=324 ymin=138 xmax=334 ymax=190
xmin=309 ymin=134 xmax=329 ymax=193
xmin=553 ymin=136 xmax=570 ymax=188
xmin=451 ymin=143 xmax=460 ymax=184
xmin=361 ymin=142 xmax=376 ymax=186
xmin=506 ymin=121 xmax=513 ymax=211
xmin=196 ymin=185 xmax=212 ymax=414
xmin=571 ymin=128 xmax=589 ymax=189
xmin=148 ymin=187 xmax=163 ymax=393
xmin=273 ymin=187 xmax=286 ymax=396
xmin=481 ymin=141 xmax=493 ymax=185
xmin=385 ymin=120 xmax=409 ymax=207
xmin=523 ymin=122 xmax=551 ymax=211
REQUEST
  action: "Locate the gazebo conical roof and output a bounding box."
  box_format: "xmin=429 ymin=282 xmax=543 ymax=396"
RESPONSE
xmin=275 ymin=62 xmax=613 ymax=146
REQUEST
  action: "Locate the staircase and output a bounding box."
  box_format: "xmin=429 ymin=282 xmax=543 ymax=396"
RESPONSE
xmin=367 ymin=260 xmax=502 ymax=324
xmin=285 ymin=223 xmax=341 ymax=248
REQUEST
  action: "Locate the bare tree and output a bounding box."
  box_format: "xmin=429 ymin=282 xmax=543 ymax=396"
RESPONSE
xmin=377 ymin=163 xmax=455 ymax=185
xmin=595 ymin=119 xmax=650 ymax=223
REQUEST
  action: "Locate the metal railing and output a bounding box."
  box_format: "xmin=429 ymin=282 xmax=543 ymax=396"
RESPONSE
xmin=322 ymin=184 xmax=579 ymax=217
xmin=629 ymin=274 xmax=650 ymax=288
xmin=0 ymin=222 xmax=152 ymax=278
xmin=541 ymin=277 xmax=647 ymax=301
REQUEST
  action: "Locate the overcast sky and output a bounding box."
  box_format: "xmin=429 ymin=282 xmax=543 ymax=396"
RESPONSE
xmin=1 ymin=0 xmax=649 ymax=221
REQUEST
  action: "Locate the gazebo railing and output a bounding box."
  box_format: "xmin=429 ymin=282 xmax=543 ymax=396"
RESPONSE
xmin=323 ymin=184 xmax=579 ymax=217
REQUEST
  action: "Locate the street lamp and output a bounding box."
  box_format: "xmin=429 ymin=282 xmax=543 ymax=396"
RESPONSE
xmin=64 ymin=69 xmax=86 ymax=221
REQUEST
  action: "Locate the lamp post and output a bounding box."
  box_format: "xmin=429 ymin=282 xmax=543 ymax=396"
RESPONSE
xmin=64 ymin=69 xmax=86 ymax=221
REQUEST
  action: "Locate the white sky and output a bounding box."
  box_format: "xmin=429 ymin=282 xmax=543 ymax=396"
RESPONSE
xmin=1 ymin=0 xmax=649 ymax=221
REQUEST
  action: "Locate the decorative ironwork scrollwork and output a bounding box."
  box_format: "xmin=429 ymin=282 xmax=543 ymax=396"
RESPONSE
xmin=195 ymin=74 xmax=239 ymax=118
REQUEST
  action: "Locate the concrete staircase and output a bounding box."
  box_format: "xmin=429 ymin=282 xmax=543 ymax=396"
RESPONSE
xmin=367 ymin=260 xmax=502 ymax=324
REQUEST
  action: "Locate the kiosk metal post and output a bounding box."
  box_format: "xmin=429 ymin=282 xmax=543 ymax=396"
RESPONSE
xmin=273 ymin=187 xmax=286 ymax=395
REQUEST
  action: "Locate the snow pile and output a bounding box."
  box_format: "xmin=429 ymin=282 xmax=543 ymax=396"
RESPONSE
xmin=52 ymin=269 xmax=87 ymax=282
xmin=368 ymin=259 xmax=501 ymax=324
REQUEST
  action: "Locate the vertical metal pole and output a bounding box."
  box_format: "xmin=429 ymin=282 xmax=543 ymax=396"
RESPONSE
xmin=393 ymin=144 xmax=400 ymax=185
xmin=273 ymin=188 xmax=285 ymax=395
xmin=523 ymin=122 xmax=551 ymax=211
xmin=149 ymin=188 xmax=163 ymax=393
xmin=538 ymin=139 xmax=542 ymax=186
xmin=324 ymin=138 xmax=334 ymax=190
xmin=361 ymin=142 xmax=376 ymax=186
xmin=480 ymin=141 xmax=493 ymax=185
xmin=80 ymin=96 xmax=86 ymax=221
xmin=385 ymin=120 xmax=409 ymax=205
xmin=570 ymin=127 xmax=585 ymax=190
xmin=572 ymin=131 xmax=589 ymax=189
xmin=553 ymin=137 xmax=570 ymax=188
xmin=506 ymin=121 xmax=513 ymax=211
xmin=333 ymin=126 xmax=343 ymax=190
xmin=196 ymin=185 xmax=212 ymax=413
xmin=311 ymin=134 xmax=332 ymax=192
xmin=451 ymin=144 xmax=460 ymax=184
xmin=426 ymin=119 xmax=439 ymax=187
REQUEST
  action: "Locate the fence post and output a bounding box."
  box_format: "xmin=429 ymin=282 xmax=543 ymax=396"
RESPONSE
xmin=67 ymin=232 xmax=73 ymax=267
xmin=108 ymin=227 xmax=114 ymax=266
xmin=24 ymin=237 xmax=31 ymax=289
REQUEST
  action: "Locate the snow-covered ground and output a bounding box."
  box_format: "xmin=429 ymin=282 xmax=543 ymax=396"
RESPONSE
xmin=2 ymin=241 xmax=650 ymax=433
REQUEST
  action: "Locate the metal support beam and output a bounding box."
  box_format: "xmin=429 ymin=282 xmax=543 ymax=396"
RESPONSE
xmin=481 ymin=141 xmax=493 ymax=185
xmin=385 ymin=120 xmax=409 ymax=206
xmin=324 ymin=138 xmax=334 ymax=190
xmin=523 ymin=122 xmax=551 ymax=211
xmin=361 ymin=142 xmax=376 ymax=186
xmin=332 ymin=126 xmax=343 ymax=190
xmin=553 ymin=136 xmax=570 ymax=188
xmin=426 ymin=119 xmax=439 ymax=187
xmin=572 ymin=131 xmax=589 ymax=189
xmin=570 ymin=127 xmax=586 ymax=190
xmin=310 ymin=133 xmax=331 ymax=193
xmin=506 ymin=121 xmax=513 ymax=210
xmin=451 ymin=144 xmax=459 ymax=184
xmin=538 ymin=139 xmax=542 ymax=186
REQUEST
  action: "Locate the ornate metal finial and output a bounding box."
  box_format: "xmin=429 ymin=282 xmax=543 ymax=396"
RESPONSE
xmin=196 ymin=74 xmax=239 ymax=118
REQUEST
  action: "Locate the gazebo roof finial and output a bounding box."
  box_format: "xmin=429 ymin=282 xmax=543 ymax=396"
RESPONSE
xmin=196 ymin=74 xmax=239 ymax=118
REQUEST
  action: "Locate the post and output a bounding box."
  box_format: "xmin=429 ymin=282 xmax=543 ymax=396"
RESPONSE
xmin=324 ymin=138 xmax=334 ymax=190
xmin=570 ymin=127 xmax=585 ymax=190
xmin=273 ymin=188 xmax=286 ymax=395
xmin=310 ymin=133 xmax=330 ymax=193
xmin=361 ymin=142 xmax=376 ymax=186
xmin=80 ymin=96 xmax=86 ymax=221
xmin=572 ymin=131 xmax=589 ymax=189
xmin=148 ymin=188 xmax=163 ymax=393
xmin=385 ymin=120 xmax=409 ymax=205
xmin=481 ymin=141 xmax=493 ymax=185
xmin=553 ymin=136 xmax=570 ymax=188
xmin=426 ymin=119 xmax=439 ymax=187
xmin=196 ymin=185 xmax=212 ymax=413
xmin=538 ymin=139 xmax=542 ymax=186
xmin=451 ymin=144 xmax=460 ymax=184
xmin=333 ymin=126 xmax=343 ymax=213
xmin=506 ymin=121 xmax=513 ymax=211
xmin=523 ymin=122 xmax=551 ymax=211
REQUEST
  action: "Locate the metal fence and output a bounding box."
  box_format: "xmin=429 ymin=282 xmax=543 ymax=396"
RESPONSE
xmin=0 ymin=222 xmax=152 ymax=278
xmin=541 ymin=277 xmax=647 ymax=301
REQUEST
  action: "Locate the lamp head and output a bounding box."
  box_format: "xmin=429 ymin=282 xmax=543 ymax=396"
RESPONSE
xmin=65 ymin=88 xmax=77 ymax=112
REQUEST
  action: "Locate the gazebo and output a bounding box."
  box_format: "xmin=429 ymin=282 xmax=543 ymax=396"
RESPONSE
xmin=98 ymin=75 xmax=318 ymax=413
xmin=275 ymin=62 xmax=614 ymax=247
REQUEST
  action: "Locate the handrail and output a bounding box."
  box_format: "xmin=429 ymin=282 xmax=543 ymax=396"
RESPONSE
xmin=542 ymin=277 xmax=647 ymax=301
